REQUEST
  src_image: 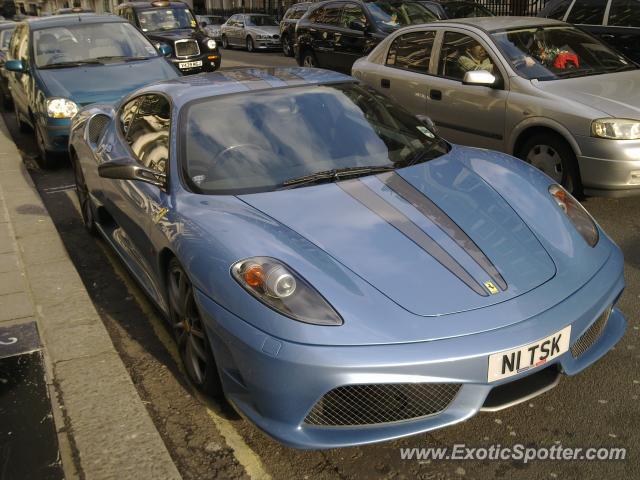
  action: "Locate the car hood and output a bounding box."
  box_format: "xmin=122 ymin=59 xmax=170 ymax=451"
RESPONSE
xmin=534 ymin=70 xmax=640 ymax=118
xmin=239 ymin=152 xmax=557 ymax=317
xmin=248 ymin=26 xmax=279 ymax=35
xmin=36 ymin=58 xmax=178 ymax=106
xmin=145 ymin=28 xmax=203 ymax=43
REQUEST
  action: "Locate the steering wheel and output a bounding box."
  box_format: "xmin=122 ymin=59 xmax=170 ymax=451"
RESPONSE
xmin=206 ymin=144 xmax=279 ymax=179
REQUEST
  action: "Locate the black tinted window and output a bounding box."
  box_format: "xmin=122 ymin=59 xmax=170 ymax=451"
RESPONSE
xmin=341 ymin=4 xmax=367 ymax=29
xmin=608 ymin=0 xmax=640 ymax=27
xmin=541 ymin=0 xmax=572 ymax=19
xmin=126 ymin=95 xmax=170 ymax=173
xmin=310 ymin=3 xmax=343 ymax=24
xmin=566 ymin=0 xmax=607 ymax=24
xmin=386 ymin=31 xmax=435 ymax=73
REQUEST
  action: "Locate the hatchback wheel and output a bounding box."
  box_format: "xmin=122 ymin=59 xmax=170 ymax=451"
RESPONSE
xmin=35 ymin=123 xmax=56 ymax=169
xmin=519 ymin=133 xmax=581 ymax=196
xmin=302 ymin=50 xmax=317 ymax=68
xmin=246 ymin=36 xmax=254 ymax=52
xmin=72 ymin=155 xmax=97 ymax=235
xmin=167 ymin=259 xmax=223 ymax=397
xmin=14 ymin=102 xmax=29 ymax=133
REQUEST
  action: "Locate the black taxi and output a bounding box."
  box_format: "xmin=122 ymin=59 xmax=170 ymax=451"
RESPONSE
xmin=116 ymin=1 xmax=221 ymax=73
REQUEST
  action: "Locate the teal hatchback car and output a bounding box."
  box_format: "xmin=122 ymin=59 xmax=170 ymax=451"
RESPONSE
xmin=4 ymin=13 xmax=179 ymax=167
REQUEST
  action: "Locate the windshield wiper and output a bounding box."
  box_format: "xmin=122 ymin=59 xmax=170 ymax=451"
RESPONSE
xmin=39 ymin=60 xmax=101 ymax=69
xmin=281 ymin=165 xmax=395 ymax=189
xmin=93 ymin=55 xmax=152 ymax=63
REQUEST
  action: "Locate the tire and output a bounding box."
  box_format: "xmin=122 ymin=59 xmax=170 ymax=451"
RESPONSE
xmin=35 ymin=123 xmax=56 ymax=169
xmin=301 ymin=49 xmax=318 ymax=68
xmin=166 ymin=258 xmax=223 ymax=397
xmin=14 ymin=101 xmax=29 ymax=133
xmin=72 ymin=154 xmax=97 ymax=235
xmin=221 ymin=34 xmax=230 ymax=49
xmin=246 ymin=36 xmax=254 ymax=52
xmin=282 ymin=34 xmax=293 ymax=57
xmin=518 ymin=132 xmax=581 ymax=196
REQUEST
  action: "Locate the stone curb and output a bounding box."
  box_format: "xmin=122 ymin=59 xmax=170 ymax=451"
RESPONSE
xmin=0 ymin=116 xmax=181 ymax=480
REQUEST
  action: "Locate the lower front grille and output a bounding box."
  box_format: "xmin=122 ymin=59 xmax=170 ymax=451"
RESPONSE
xmin=571 ymin=307 xmax=611 ymax=358
xmin=304 ymin=383 xmax=461 ymax=427
xmin=175 ymin=39 xmax=200 ymax=58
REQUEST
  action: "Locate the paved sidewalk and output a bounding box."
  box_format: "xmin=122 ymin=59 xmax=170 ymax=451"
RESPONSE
xmin=0 ymin=117 xmax=181 ymax=479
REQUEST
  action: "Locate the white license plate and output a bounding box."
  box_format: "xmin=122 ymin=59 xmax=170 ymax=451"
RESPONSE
xmin=487 ymin=325 xmax=571 ymax=382
xmin=178 ymin=60 xmax=202 ymax=69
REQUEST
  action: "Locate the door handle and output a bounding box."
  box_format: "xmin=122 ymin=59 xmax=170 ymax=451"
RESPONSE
xmin=430 ymin=89 xmax=442 ymax=101
xmin=381 ymin=78 xmax=390 ymax=88
xmin=600 ymin=34 xmax=615 ymax=39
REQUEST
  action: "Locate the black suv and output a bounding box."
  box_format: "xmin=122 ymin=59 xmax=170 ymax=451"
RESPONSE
xmin=417 ymin=0 xmax=494 ymax=19
xmin=280 ymin=2 xmax=312 ymax=56
xmin=538 ymin=0 xmax=640 ymax=64
xmin=116 ymin=1 xmax=221 ymax=74
xmin=294 ymin=0 xmax=437 ymax=72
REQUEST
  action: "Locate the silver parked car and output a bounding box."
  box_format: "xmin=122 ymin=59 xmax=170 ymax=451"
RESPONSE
xmin=197 ymin=15 xmax=226 ymax=40
xmin=220 ymin=13 xmax=280 ymax=52
xmin=352 ymin=17 xmax=640 ymax=197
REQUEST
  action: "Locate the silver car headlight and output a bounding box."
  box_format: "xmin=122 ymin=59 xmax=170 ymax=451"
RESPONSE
xmin=256 ymin=34 xmax=270 ymax=40
xmin=591 ymin=118 xmax=640 ymax=140
xmin=549 ymin=184 xmax=599 ymax=247
xmin=231 ymin=256 xmax=343 ymax=326
xmin=206 ymin=38 xmax=217 ymax=49
xmin=47 ymin=98 xmax=78 ymax=119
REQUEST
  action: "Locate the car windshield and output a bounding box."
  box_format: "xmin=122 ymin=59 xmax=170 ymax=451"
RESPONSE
xmin=183 ymin=82 xmax=449 ymax=194
xmin=367 ymin=1 xmax=438 ymax=30
xmin=491 ymin=25 xmax=636 ymax=81
xmin=246 ymin=15 xmax=278 ymax=26
xmin=442 ymin=2 xmax=494 ymax=18
xmin=34 ymin=22 xmax=159 ymax=68
xmin=138 ymin=7 xmax=196 ymax=32
xmin=0 ymin=27 xmax=14 ymax=49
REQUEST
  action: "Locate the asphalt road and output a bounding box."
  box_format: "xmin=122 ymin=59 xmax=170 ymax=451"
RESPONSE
xmin=9 ymin=48 xmax=640 ymax=480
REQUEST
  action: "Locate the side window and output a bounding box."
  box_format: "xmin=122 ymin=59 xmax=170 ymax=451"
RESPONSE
xmin=386 ymin=31 xmax=435 ymax=73
xmin=316 ymin=3 xmax=343 ymax=25
xmin=125 ymin=94 xmax=170 ymax=173
xmin=566 ymin=0 xmax=607 ymax=24
xmin=541 ymin=0 xmax=572 ymax=20
xmin=607 ymin=0 xmax=640 ymax=27
xmin=341 ymin=3 xmax=367 ymax=29
xmin=437 ymin=32 xmax=496 ymax=81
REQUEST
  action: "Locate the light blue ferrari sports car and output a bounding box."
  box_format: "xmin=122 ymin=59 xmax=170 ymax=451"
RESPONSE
xmin=69 ymin=68 xmax=626 ymax=449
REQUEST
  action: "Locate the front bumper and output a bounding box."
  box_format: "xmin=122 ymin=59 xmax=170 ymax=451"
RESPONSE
xmin=252 ymin=37 xmax=282 ymax=50
xmin=169 ymin=52 xmax=221 ymax=74
xmin=196 ymin=246 xmax=626 ymax=449
xmin=575 ymin=134 xmax=640 ymax=196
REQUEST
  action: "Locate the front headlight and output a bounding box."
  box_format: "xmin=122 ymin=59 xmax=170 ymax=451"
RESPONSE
xmin=549 ymin=184 xmax=599 ymax=247
xmin=231 ymin=256 xmax=343 ymax=326
xmin=256 ymin=34 xmax=270 ymax=40
xmin=46 ymin=98 xmax=78 ymax=119
xmin=206 ymin=38 xmax=217 ymax=49
xmin=591 ymin=118 xmax=640 ymax=140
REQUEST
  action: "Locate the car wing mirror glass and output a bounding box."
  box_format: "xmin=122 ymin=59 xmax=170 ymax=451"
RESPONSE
xmin=157 ymin=43 xmax=172 ymax=57
xmin=98 ymin=158 xmax=167 ymax=190
xmin=462 ymin=70 xmax=496 ymax=87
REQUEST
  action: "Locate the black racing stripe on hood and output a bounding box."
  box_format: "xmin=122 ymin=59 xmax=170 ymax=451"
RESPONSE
xmin=379 ymin=172 xmax=508 ymax=291
xmin=338 ymin=179 xmax=489 ymax=297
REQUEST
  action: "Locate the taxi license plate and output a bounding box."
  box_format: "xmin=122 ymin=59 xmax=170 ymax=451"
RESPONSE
xmin=487 ymin=325 xmax=571 ymax=382
xmin=179 ymin=60 xmax=202 ymax=69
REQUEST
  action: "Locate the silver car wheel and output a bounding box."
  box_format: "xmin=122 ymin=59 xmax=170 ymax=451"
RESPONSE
xmin=526 ymin=144 xmax=563 ymax=183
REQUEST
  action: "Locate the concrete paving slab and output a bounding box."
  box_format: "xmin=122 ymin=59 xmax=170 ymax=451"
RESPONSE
xmin=0 ymin=269 xmax=26 ymax=295
xmin=0 ymin=252 xmax=20 ymax=273
xmin=18 ymin=230 xmax=68 ymax=265
xmin=0 ymin=291 xmax=34 ymax=321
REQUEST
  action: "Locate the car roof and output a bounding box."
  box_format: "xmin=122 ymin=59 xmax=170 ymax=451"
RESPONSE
xmin=135 ymin=68 xmax=355 ymax=107
xmin=438 ymin=16 xmax=566 ymax=31
xmin=23 ymin=13 xmax=124 ymax=30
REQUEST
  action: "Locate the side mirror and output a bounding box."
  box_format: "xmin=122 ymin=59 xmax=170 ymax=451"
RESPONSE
xmin=416 ymin=114 xmax=437 ymax=134
xmin=349 ymin=20 xmax=366 ymax=32
xmin=98 ymin=159 xmax=166 ymax=190
xmin=462 ymin=70 xmax=496 ymax=87
xmin=157 ymin=43 xmax=172 ymax=57
xmin=5 ymin=59 xmax=24 ymax=72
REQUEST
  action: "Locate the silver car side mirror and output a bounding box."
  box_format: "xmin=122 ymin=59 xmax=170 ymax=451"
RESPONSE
xmin=462 ymin=70 xmax=496 ymax=87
